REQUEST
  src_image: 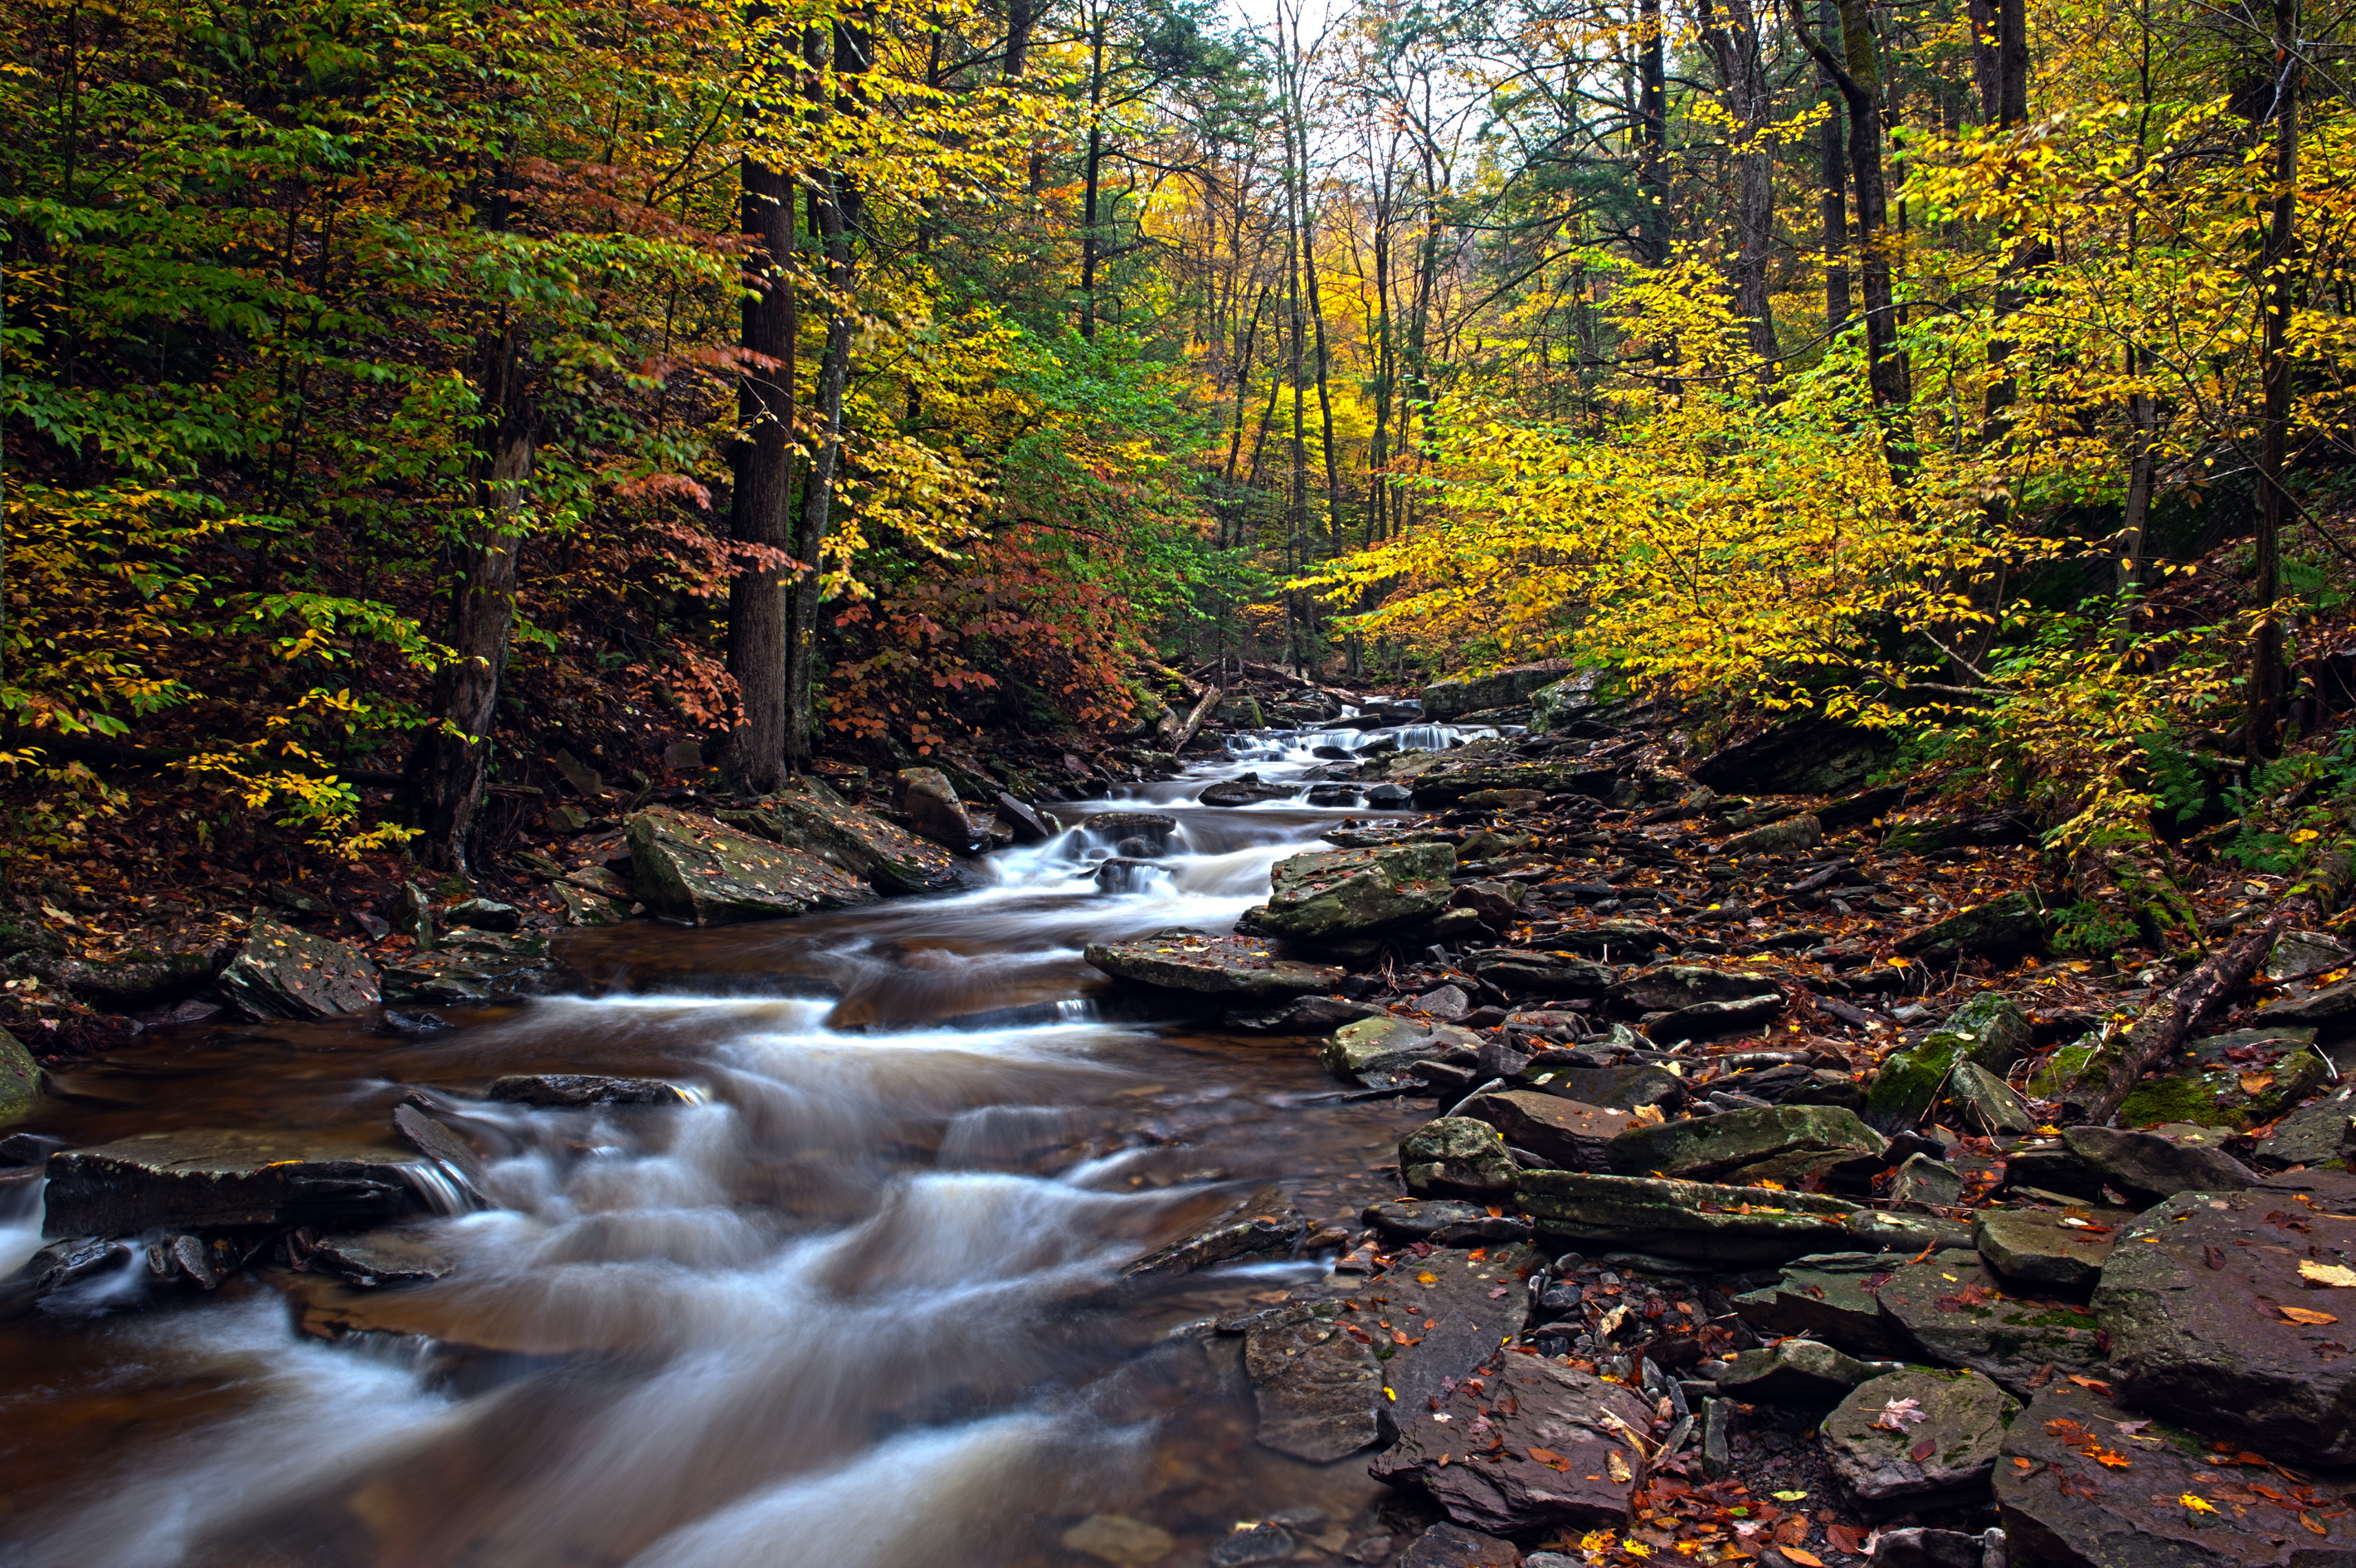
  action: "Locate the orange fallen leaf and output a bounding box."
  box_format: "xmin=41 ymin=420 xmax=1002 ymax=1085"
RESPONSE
xmin=1782 ymin=1551 xmax=1826 ymax=1567
xmin=2281 ymin=1306 xmax=2339 ymax=1325
xmin=1527 ymin=1446 xmax=1570 ymax=1472
xmin=2302 ymin=1512 xmax=2329 ymax=1536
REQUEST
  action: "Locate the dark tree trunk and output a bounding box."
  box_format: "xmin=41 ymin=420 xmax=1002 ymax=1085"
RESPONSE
xmin=725 ymin=152 xmax=798 ymax=794
xmin=410 ymin=328 xmax=537 ymax=874
xmin=1636 ymin=0 xmax=1670 ymax=263
xmin=1817 ymin=0 xmax=1852 ymax=332
xmin=1804 ymin=0 xmax=1909 ymax=463
xmin=2246 ymin=0 xmax=2301 ymax=757
xmin=1699 ymin=0 xmax=1778 ymax=361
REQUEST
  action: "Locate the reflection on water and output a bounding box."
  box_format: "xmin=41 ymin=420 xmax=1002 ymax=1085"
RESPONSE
xmin=0 ymin=729 xmax=1458 ymax=1568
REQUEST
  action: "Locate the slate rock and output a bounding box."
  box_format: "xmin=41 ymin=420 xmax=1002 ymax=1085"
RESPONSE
xmin=1402 ymin=1118 xmax=1518 ymax=1196
xmin=896 ymin=767 xmax=976 ymax=849
xmin=1399 ymin=1522 xmax=1521 ymax=1568
xmin=1081 ymin=811 xmax=1180 ymax=857
xmin=1469 ymin=948 xmax=1616 ymax=998
xmin=1546 ymin=920 xmax=1677 ymax=957
xmin=722 ymin=784 xmax=967 ymax=894
xmin=1823 ymin=1367 xmax=2020 ymax=1517
xmin=1715 ymin=1337 xmax=1887 ymax=1403
xmin=1894 ymin=892 xmax=2048 ymax=966
xmin=1893 ymin=1153 xmax=1967 ymax=1207
xmin=1256 ymin=840 xmax=1458 ymax=943
xmin=1648 ymin=994 xmax=1788 ymax=1043
xmin=1974 ymin=1209 xmax=2113 ymax=1291
xmin=1461 ymin=1093 xmax=1633 ymax=1173
xmin=626 ymin=806 xmax=879 ymax=925
xmin=1996 ymin=1381 xmax=2356 ymax=1567
xmin=2251 ymin=1089 xmax=2356 ymax=1169
xmin=1124 ymin=1209 xmax=1308 ymax=1278
xmin=2267 ymin=928 xmax=2353 ymax=981
xmin=2095 ymin=1182 xmax=2356 ymax=1465
xmin=1323 ymin=1015 xmax=1482 ymax=1087
xmin=43 ymin=1129 xmax=426 ymax=1236
xmin=1606 ymin=1104 xmax=1886 ymax=1182
xmin=1245 ymin=1306 xmax=1385 ymax=1461
xmin=486 ymin=1074 xmax=689 ymax=1107
xmin=1368 ymin=1356 xmax=1653 ymax=1535
xmin=1517 ymin=1062 xmax=1687 ymax=1114
xmin=1876 ymin=1249 xmax=2106 ymax=1395
xmin=1361 ymin=1244 xmax=1539 ymax=1424
xmin=1085 ymin=928 xmax=1342 ymax=999
xmin=1516 ymin=1170 xmax=1857 ymax=1264
xmin=216 ymin=913 xmax=381 ymax=1021
xmin=309 ymin=1225 xmax=460 ymax=1286
xmin=2062 ymin=1124 xmax=2256 ymax=1201
xmin=1409 ymin=762 xmax=1619 ymax=806
xmin=1691 ymin=718 xmax=1898 ymax=797
xmin=995 ymin=792 xmax=1054 ymax=846
xmin=1865 ymin=992 xmax=2032 ymax=1132
xmin=1422 ymin=665 xmax=1571 ymax=720
xmin=1614 ymin=965 xmax=1785 ymax=1013
xmin=1200 ymin=773 xmax=1296 ymax=806
xmin=1364 ymin=1200 xmax=1532 ymax=1244
xmin=380 ymin=946 xmax=554 ymax=1006
xmin=1948 ymin=1060 xmax=2037 ymax=1136
xmin=1730 ymin=1251 xmax=1915 ymax=1357
xmin=1208 ymin=1524 xmax=1295 ymax=1566
xmin=2260 ymin=975 xmax=2356 ymax=1025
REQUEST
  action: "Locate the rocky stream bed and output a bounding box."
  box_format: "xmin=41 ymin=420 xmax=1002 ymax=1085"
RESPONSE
xmin=2 ymin=671 xmax=2354 ymax=1567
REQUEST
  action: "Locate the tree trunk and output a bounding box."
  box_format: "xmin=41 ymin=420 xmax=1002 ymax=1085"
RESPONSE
xmin=1636 ymin=0 xmax=1670 ymax=263
xmin=1804 ymin=0 xmax=1909 ymax=463
xmin=1699 ymin=0 xmax=1777 ymax=360
xmin=724 ymin=149 xmax=798 ymax=794
xmin=1817 ymin=0 xmax=1852 ymax=333
xmin=410 ymin=329 xmax=537 ymax=874
xmin=2246 ymin=0 xmax=2300 ymax=757
xmin=1078 ymin=7 xmax=1107 ymax=339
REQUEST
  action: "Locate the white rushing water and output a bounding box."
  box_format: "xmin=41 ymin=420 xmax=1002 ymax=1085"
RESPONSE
xmin=3 ymin=719 xmax=1475 ymax=1568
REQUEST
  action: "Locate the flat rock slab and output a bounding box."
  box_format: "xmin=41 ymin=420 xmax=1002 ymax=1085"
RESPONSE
xmin=1516 ymin=1063 xmax=1686 ymax=1114
xmin=1369 ymin=1355 xmax=1653 ymax=1535
xmin=1715 ymin=1337 xmax=1886 ymax=1403
xmin=1083 ymin=929 xmax=1341 ymax=998
xmin=1245 ymin=1307 xmax=1385 ymax=1461
xmin=43 ymin=1129 xmax=426 ymax=1236
xmin=1516 ymin=1170 xmax=1857 ymax=1265
xmin=309 ymin=1225 xmax=461 ymax=1286
xmin=1822 ymin=1367 xmax=2019 ymax=1517
xmin=2095 ymin=1183 xmax=2356 ymax=1466
xmin=2063 ymin=1125 xmax=2257 ymax=1201
xmin=487 ymin=1074 xmax=689 ymax=1108
xmin=1876 ymin=1249 xmax=2108 ymax=1396
xmin=1997 ymin=1381 xmax=2356 ymax=1567
xmin=626 ymin=806 xmax=879 ymax=925
xmin=721 ymin=789 xmax=966 ymax=894
xmin=1614 ymin=965 xmax=1785 ymax=1013
xmin=1462 ymin=1093 xmax=1633 ymax=1173
xmin=1356 ymin=1244 xmax=1539 ymax=1424
xmin=1323 ymin=1015 xmax=1481 ymax=1085
xmin=1974 ymin=1208 xmax=2114 ymax=1290
xmin=217 ymin=913 xmax=380 ymax=1020
xmin=1365 ymin=1200 xmax=1532 ymax=1244
xmin=1468 ymin=949 xmax=1615 ymax=998
xmin=1607 ymin=1103 xmax=1885 ymax=1181
xmin=1730 ymin=1251 xmax=1916 ymax=1358
xmin=1258 ymin=841 xmax=1456 ymax=942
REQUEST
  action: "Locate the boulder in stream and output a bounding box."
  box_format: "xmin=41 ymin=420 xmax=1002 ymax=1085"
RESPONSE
xmin=0 ymin=1026 xmax=38 ymax=1123
xmin=1255 ymin=840 xmax=1455 ymax=943
xmin=1322 ymin=1015 xmax=1481 ymax=1085
xmin=216 ymin=913 xmax=380 ymax=1020
xmin=42 ymin=1129 xmax=428 ymax=1236
xmin=895 ymin=767 xmax=976 ymax=850
xmin=1083 ymin=929 xmax=1341 ymax=999
xmin=626 ymin=806 xmax=879 ymax=925
xmin=721 ymin=782 xmax=969 ymax=894
xmin=487 ymin=1074 xmax=690 ymax=1107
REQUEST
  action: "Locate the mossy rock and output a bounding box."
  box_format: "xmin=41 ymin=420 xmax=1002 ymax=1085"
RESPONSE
xmin=2115 ymin=1046 xmax=2331 ymax=1129
xmin=1864 ymin=992 xmax=2032 ymax=1132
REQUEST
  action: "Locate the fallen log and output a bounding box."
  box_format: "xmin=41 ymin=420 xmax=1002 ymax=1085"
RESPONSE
xmin=2079 ymin=846 xmax=2354 ymax=1126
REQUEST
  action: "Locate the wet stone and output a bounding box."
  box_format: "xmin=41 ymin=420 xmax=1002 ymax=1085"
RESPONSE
xmin=723 ymin=785 xmax=969 ymax=894
xmin=1605 ymin=1104 xmax=1886 ymax=1183
xmin=1973 ymin=1208 xmax=2113 ymax=1291
xmin=1460 ymin=1092 xmax=1633 ymax=1174
xmin=1084 ymin=928 xmax=1343 ymax=999
xmin=216 ymin=913 xmax=380 ymax=1021
xmin=2095 ymin=1179 xmax=2356 ymax=1466
xmin=1208 ymin=1525 xmax=1296 ymax=1566
xmin=1245 ymin=1307 xmax=1384 ymax=1462
xmin=895 ymin=767 xmax=976 ymax=849
xmin=1730 ymin=1251 xmax=1915 ymax=1358
xmin=1079 ymin=811 xmax=1180 ymax=857
xmin=626 ymin=806 xmax=879 ymax=926
xmin=1123 ymin=1208 xmax=1309 ymax=1278
xmin=1368 ymin=1355 xmax=1652 ymax=1535
xmin=1874 ymin=1249 xmax=2107 ymax=1396
xmin=1713 ymin=1337 xmax=1887 ymax=1404
xmin=42 ymin=1130 xmax=426 ymax=1237
xmin=1060 ymin=1514 xmax=1175 ymax=1568
xmin=1398 ymin=1522 xmax=1521 ymax=1568
xmin=1996 ymin=1381 xmax=2356 ymax=1568
xmin=1516 ymin=1171 xmax=1858 ymax=1265
xmin=1820 ymin=1367 xmax=2019 ymax=1517
xmin=1401 ymin=1118 xmax=1518 ymax=1197
xmin=486 ymin=1074 xmax=689 ymax=1108
xmin=1364 ymin=1200 xmax=1531 ymax=1244
xmin=309 ymin=1225 xmax=461 ymax=1287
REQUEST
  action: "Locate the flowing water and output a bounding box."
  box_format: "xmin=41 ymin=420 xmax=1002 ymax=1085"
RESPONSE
xmin=0 ymin=724 xmax=1498 ymax=1568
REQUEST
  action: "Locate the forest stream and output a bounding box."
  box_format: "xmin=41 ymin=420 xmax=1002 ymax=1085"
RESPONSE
xmin=0 ymin=724 xmax=1490 ymax=1568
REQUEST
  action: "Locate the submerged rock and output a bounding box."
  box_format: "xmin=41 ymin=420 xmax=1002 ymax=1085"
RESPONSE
xmin=216 ymin=913 xmax=380 ymax=1020
xmin=1369 ymin=1356 xmax=1652 ymax=1535
xmin=1245 ymin=1307 xmax=1385 ymax=1462
xmin=1081 ymin=811 xmax=1180 ymax=857
xmin=1083 ymin=929 xmax=1341 ymax=998
xmin=42 ymin=1130 xmax=426 ymax=1236
xmin=626 ymin=806 xmax=879 ymax=925
xmin=309 ymin=1225 xmax=460 ymax=1286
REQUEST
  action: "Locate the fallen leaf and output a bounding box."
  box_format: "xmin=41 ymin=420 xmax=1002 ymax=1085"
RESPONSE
xmin=2182 ymin=1493 xmax=2218 ymax=1514
xmin=2241 ymin=1072 xmax=2276 ymax=1095
xmin=2281 ymin=1306 xmax=2339 ymax=1325
xmin=1608 ymin=1450 xmax=1633 ymax=1483
xmin=1873 ymin=1396 xmax=1927 ymax=1432
xmin=1771 ymin=1490 xmax=1808 ymax=1502
xmin=2300 ymin=1260 xmax=2356 ymax=1288
xmin=1782 ymin=1551 xmax=1825 ymax=1567
xmin=2066 ymin=1374 xmax=2115 ymax=1394
xmin=2302 ymin=1512 xmax=2329 ymax=1536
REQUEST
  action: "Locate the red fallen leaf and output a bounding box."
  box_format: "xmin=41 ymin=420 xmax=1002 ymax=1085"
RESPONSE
xmin=1826 ymin=1523 xmax=1867 ymax=1553
xmin=2046 ymin=1418 xmax=2091 ymax=1439
xmin=1911 ymin=1438 xmax=1937 ymax=1461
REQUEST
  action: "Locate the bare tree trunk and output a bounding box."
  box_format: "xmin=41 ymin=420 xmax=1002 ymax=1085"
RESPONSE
xmin=1078 ymin=4 xmax=1107 ymax=339
xmin=410 ymin=328 xmax=537 ymax=874
xmin=1699 ymin=0 xmax=1777 ymax=360
xmin=1817 ymin=0 xmax=1852 ymax=332
xmin=1636 ymin=0 xmax=1669 ymax=263
xmin=1804 ymin=0 xmax=1909 ymax=465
